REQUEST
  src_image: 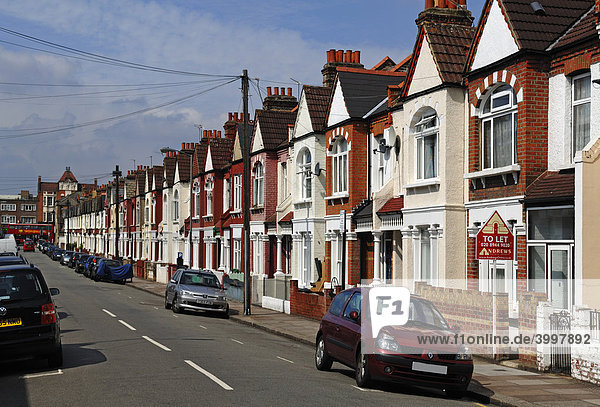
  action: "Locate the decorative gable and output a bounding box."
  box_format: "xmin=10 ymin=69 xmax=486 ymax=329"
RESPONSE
xmin=327 ymin=80 xmax=350 ymax=128
xmin=407 ymin=35 xmax=442 ymax=96
xmin=471 ymin=0 xmax=519 ymax=71
xmin=232 ymin=132 xmax=242 ymax=161
xmin=205 ymin=146 xmax=214 ymax=172
xmin=252 ymin=122 xmax=264 ymax=152
xmin=293 ymin=94 xmax=314 ymax=139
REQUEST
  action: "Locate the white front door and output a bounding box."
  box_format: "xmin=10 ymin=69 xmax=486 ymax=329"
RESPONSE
xmin=548 ymin=245 xmax=571 ymax=310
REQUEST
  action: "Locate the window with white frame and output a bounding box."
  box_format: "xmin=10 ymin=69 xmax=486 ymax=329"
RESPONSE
xmin=1 ymin=204 xmax=16 ymax=211
xmin=1 ymin=215 xmax=16 ymax=223
xmin=253 ymin=162 xmax=264 ymax=206
xmin=193 ymin=182 xmax=200 ymax=217
xmin=572 ymin=73 xmax=591 ymax=156
xmin=205 ymin=178 xmax=213 ymax=216
xmin=47 ymin=212 xmax=54 ymax=222
xmin=332 ymin=138 xmax=348 ymax=194
xmin=375 ymin=136 xmax=386 ymax=188
xmin=152 ymin=197 xmax=156 ymax=224
xmin=253 ymin=235 xmax=263 ymax=274
xmin=163 ymin=194 xmax=168 ymax=222
xmin=419 ymin=229 xmax=431 ymax=282
xmin=298 ymin=149 xmax=312 ymax=199
xmin=172 ymin=190 xmax=179 ymax=221
xmin=21 ymin=204 xmax=36 ymax=212
xmin=223 ymin=178 xmax=231 ymax=211
xmin=331 ymin=233 xmax=343 ymax=285
xmin=281 ymin=162 xmax=288 ymax=199
xmin=480 ymin=84 xmax=518 ymax=169
xmin=21 ymin=216 xmax=36 ymax=224
xmin=145 ymin=198 xmax=150 ymax=224
xmin=412 ymin=114 xmax=438 ymax=180
xmin=233 ymin=238 xmax=241 ymax=271
xmin=136 ymin=201 xmax=140 ymax=224
xmin=233 ymin=174 xmax=242 ymax=211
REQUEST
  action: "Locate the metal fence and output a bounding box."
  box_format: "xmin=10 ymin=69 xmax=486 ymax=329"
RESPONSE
xmin=549 ymin=310 xmax=571 ymax=374
xmin=590 ymin=310 xmax=600 ymax=341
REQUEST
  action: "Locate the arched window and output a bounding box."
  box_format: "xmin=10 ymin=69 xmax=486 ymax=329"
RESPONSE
xmin=412 ymin=111 xmax=438 ymax=180
xmin=480 ymin=84 xmax=518 ymax=169
xmin=206 ymin=178 xmax=213 ymax=216
xmin=253 ymin=162 xmax=264 ymax=206
xmin=332 ymin=138 xmax=348 ymax=193
xmin=298 ymin=149 xmax=312 ymax=199
xmin=173 ymin=190 xmax=179 ymax=221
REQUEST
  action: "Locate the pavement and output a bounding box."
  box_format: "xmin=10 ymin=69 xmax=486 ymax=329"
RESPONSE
xmin=128 ymin=276 xmax=600 ymax=407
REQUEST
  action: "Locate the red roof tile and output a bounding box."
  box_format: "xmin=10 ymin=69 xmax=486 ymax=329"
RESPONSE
xmin=254 ymin=110 xmax=297 ymax=151
xmin=377 ymin=197 xmax=404 ymax=215
xmin=425 ymin=24 xmax=475 ymax=83
xmin=550 ymin=6 xmax=595 ymax=50
xmin=525 ymin=170 xmax=574 ymax=202
xmin=303 ymin=86 xmax=330 ymax=133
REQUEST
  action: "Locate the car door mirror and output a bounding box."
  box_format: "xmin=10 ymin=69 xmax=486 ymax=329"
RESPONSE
xmin=50 ymin=288 xmax=60 ymax=296
xmin=170 ymin=279 xmax=177 ymax=284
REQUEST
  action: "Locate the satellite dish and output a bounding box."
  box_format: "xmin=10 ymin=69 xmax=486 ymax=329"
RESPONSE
xmin=314 ymin=162 xmax=321 ymax=177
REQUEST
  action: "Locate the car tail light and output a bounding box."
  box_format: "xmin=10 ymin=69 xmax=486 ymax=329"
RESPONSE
xmin=41 ymin=303 xmax=56 ymax=324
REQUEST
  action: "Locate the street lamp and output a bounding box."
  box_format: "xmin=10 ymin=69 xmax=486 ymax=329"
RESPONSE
xmin=161 ymin=146 xmax=194 ymax=268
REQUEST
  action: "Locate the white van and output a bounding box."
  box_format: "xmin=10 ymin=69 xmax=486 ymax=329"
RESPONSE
xmin=0 ymin=234 xmax=18 ymax=255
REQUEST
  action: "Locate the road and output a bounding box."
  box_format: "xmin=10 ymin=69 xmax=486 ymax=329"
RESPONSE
xmin=0 ymin=252 xmax=488 ymax=407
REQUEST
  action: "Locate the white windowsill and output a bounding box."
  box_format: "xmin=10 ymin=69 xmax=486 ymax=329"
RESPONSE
xmin=464 ymin=164 xmax=521 ymax=188
xmin=293 ymin=198 xmax=313 ymax=205
xmin=403 ymin=178 xmax=441 ymax=190
xmin=231 ymin=210 xmax=242 ymax=215
xmin=324 ymin=192 xmax=349 ymax=200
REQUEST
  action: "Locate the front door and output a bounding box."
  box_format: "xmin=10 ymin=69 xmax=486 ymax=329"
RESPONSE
xmin=549 ymin=246 xmax=571 ymax=310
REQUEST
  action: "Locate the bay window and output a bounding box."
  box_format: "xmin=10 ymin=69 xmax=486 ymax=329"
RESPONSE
xmin=332 ymin=138 xmax=348 ymax=194
xmin=572 ymin=73 xmax=591 ymax=156
xmin=413 ymin=114 xmax=438 ymax=180
xmin=253 ymin=162 xmax=264 ymax=206
xmin=298 ymin=149 xmax=312 ymax=199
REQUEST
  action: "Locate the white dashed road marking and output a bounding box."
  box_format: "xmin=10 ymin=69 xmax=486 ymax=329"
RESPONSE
xmin=142 ymin=335 xmax=172 ymax=352
xmin=102 ymin=309 xmax=116 ymax=318
xmin=277 ymin=356 xmax=294 ymax=364
xmin=118 ymin=320 xmax=137 ymax=331
xmin=231 ymin=339 xmax=244 ymax=345
xmin=184 ymin=360 xmax=233 ymax=391
xmin=21 ymin=370 xmax=63 ymax=379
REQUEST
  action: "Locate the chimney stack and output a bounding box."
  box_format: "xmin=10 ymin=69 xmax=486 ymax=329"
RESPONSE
xmin=322 ymin=48 xmax=364 ymax=88
xmin=217 ymin=130 xmax=222 ymax=138
xmin=425 ymin=0 xmax=434 ymax=8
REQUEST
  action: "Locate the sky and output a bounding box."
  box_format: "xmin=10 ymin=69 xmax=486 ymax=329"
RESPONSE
xmin=0 ymin=0 xmax=486 ymax=194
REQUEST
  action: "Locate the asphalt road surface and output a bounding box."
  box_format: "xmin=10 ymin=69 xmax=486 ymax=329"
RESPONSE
xmin=0 ymin=252 xmax=489 ymax=407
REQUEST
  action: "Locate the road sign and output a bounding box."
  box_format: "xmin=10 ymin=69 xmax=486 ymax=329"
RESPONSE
xmin=476 ymin=211 xmax=514 ymax=260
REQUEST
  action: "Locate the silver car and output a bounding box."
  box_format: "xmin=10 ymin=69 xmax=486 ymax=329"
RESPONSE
xmin=164 ymin=269 xmax=229 ymax=317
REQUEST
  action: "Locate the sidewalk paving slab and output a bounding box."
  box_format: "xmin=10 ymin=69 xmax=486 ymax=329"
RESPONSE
xmin=126 ymin=277 xmax=600 ymax=407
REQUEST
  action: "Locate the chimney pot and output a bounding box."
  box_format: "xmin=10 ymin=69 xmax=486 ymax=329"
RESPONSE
xmin=353 ymin=50 xmax=361 ymax=64
xmin=448 ymin=0 xmax=456 ymax=8
xmin=240 ymin=113 xmax=244 ymax=121
xmin=274 ymin=87 xmax=279 ymax=96
xmin=327 ymin=49 xmax=335 ymax=63
xmin=203 ymin=130 xmax=207 ymax=138
xmin=234 ymin=112 xmax=239 ymax=121
xmin=267 ymin=87 xmax=272 ymax=96
xmin=345 ymin=50 xmax=352 ymax=63
xmin=425 ymin=0 xmax=434 ymax=8
xmin=287 ymin=87 xmax=292 ymax=96
xmin=228 ymin=112 xmax=232 ymax=121
xmin=459 ymin=0 xmax=466 ymax=5
xmin=218 ymin=131 xmax=222 ymax=138
xmin=181 ymin=142 xmax=185 ymax=149
xmin=336 ymin=50 xmax=343 ymax=62
xmin=437 ymin=0 xmax=447 ymax=7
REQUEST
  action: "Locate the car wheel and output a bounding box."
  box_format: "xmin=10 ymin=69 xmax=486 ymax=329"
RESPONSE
xmin=172 ymin=294 xmax=181 ymax=314
xmin=47 ymin=347 xmax=63 ymax=368
xmin=164 ymin=295 xmax=171 ymax=309
xmin=221 ymin=305 xmax=230 ymax=319
xmin=355 ymin=351 xmax=371 ymax=388
xmin=315 ymin=335 xmax=333 ymax=371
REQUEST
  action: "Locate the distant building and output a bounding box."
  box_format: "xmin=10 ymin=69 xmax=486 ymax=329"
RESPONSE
xmin=0 ymin=190 xmax=38 ymax=225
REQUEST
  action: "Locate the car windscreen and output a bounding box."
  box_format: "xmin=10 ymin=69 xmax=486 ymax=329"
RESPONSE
xmin=0 ymin=270 xmax=46 ymax=303
xmin=180 ymin=272 xmax=220 ymax=288
xmin=0 ymin=259 xmax=25 ymax=266
xmin=79 ymin=255 xmax=90 ymax=262
xmin=105 ymin=261 xmax=122 ymax=267
xmin=407 ymin=299 xmax=450 ymax=330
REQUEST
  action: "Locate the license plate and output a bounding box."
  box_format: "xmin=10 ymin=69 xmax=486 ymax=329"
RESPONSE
xmin=412 ymin=361 xmax=447 ymax=375
xmin=0 ymin=318 xmax=22 ymax=328
xmin=198 ymin=300 xmax=211 ymax=305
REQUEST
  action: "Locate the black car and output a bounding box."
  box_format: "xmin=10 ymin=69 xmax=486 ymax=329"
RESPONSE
xmin=75 ymin=255 xmax=91 ymax=274
xmin=51 ymin=249 xmax=65 ymax=261
xmin=60 ymin=251 xmax=75 ymax=266
xmin=0 ymin=264 xmax=62 ymax=367
xmin=0 ymin=256 xmax=28 ymax=267
xmin=83 ymin=256 xmax=99 ymax=278
xmin=69 ymin=252 xmax=83 ymax=268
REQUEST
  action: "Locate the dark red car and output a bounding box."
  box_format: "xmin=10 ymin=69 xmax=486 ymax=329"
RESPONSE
xmin=23 ymin=240 xmax=35 ymax=252
xmin=315 ymin=287 xmax=473 ymax=397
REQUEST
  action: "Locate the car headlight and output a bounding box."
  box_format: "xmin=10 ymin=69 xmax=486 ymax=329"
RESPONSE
xmin=218 ymin=296 xmax=226 ymax=301
xmin=180 ymin=290 xmax=193 ymax=296
xmin=456 ymin=345 xmax=472 ymax=360
xmin=377 ymin=332 xmax=400 ymax=352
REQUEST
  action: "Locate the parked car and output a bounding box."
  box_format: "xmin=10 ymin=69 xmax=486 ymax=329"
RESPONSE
xmin=0 ymin=256 xmax=28 ymax=267
xmin=75 ymin=254 xmax=91 ymax=274
xmin=23 ymin=240 xmax=35 ymax=252
xmin=164 ymin=269 xmax=228 ymax=317
xmin=60 ymin=251 xmax=75 ymax=266
xmin=68 ymin=252 xmax=83 ymax=268
xmin=51 ymin=249 xmax=65 ymax=261
xmin=315 ymin=288 xmax=473 ymax=396
xmin=0 ymin=234 xmax=18 ymax=255
xmin=93 ymin=258 xmax=130 ymax=283
xmin=0 ymin=264 xmax=62 ymax=367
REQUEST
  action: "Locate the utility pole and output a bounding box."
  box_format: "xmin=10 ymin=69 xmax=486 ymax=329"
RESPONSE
xmin=242 ymin=69 xmax=251 ymax=316
xmin=113 ymin=165 xmax=122 ymax=260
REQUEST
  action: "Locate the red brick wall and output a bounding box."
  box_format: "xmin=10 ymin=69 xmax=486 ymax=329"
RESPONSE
xmin=289 ymin=279 xmax=335 ymax=321
xmin=517 ymin=292 xmax=547 ymax=367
